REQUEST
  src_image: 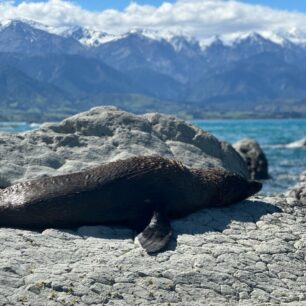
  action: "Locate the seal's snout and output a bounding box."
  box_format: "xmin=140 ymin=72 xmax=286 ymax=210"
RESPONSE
xmin=248 ymin=180 xmax=262 ymax=196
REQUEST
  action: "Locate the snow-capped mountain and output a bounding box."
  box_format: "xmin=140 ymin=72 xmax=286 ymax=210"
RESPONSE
xmin=60 ymin=26 xmax=120 ymax=47
xmin=1 ymin=18 xmax=306 ymax=119
xmin=0 ymin=19 xmax=86 ymax=55
xmin=1 ymin=18 xmax=306 ymax=51
xmin=61 ymin=26 xmax=197 ymax=48
xmin=202 ymin=30 xmax=306 ymax=48
xmin=0 ymin=19 xmax=50 ymax=32
xmin=57 ymin=22 xmax=306 ymax=49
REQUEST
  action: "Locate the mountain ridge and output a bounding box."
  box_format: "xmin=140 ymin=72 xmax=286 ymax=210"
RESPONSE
xmin=2 ymin=19 xmax=306 ymax=48
xmin=0 ymin=19 xmax=306 ymax=120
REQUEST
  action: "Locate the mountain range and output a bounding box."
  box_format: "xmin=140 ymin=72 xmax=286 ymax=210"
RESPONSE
xmin=1 ymin=19 xmax=306 ymax=121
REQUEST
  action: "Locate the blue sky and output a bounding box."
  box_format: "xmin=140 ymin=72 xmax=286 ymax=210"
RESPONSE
xmin=10 ymin=1 xmax=306 ymax=12
xmin=70 ymin=1 xmax=176 ymax=11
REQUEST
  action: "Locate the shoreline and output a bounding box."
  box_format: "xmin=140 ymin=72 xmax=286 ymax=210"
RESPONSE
xmin=1 ymin=110 xmax=306 ymax=123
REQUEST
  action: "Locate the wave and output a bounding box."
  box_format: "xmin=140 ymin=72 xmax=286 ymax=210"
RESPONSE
xmin=284 ymin=138 xmax=306 ymax=149
xmin=262 ymin=144 xmax=286 ymax=149
xmin=262 ymin=139 xmax=306 ymax=149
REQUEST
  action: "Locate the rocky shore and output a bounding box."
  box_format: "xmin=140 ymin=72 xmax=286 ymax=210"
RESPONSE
xmin=0 ymin=107 xmax=305 ymax=305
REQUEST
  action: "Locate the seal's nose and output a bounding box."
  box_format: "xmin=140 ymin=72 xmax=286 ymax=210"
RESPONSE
xmin=248 ymin=181 xmax=262 ymax=196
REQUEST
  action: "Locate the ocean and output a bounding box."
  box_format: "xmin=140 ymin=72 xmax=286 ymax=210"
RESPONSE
xmin=194 ymin=119 xmax=306 ymax=195
xmin=1 ymin=119 xmax=305 ymax=195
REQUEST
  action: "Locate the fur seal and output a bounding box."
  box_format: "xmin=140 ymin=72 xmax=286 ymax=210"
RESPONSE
xmin=0 ymin=155 xmax=261 ymax=253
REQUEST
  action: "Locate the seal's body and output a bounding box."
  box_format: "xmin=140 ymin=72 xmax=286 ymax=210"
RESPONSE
xmin=0 ymin=156 xmax=261 ymax=252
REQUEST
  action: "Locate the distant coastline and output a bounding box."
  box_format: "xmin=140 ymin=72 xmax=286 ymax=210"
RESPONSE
xmin=1 ymin=108 xmax=306 ymax=123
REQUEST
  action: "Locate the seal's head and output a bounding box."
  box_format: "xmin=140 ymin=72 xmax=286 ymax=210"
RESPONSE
xmin=217 ymin=172 xmax=262 ymax=206
xmin=191 ymin=167 xmax=262 ymax=208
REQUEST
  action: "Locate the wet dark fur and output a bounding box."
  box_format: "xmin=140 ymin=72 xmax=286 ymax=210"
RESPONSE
xmin=0 ymin=156 xmax=261 ymax=231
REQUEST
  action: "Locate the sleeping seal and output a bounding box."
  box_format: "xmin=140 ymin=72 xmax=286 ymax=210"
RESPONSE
xmin=0 ymin=156 xmax=261 ymax=253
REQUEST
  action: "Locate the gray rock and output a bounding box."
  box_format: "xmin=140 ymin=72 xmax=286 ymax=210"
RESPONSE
xmin=0 ymin=106 xmax=248 ymax=186
xmin=233 ymin=138 xmax=269 ymax=180
xmin=285 ymin=170 xmax=306 ymax=205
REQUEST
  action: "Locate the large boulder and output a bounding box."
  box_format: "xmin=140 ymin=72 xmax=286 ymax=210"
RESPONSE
xmin=233 ymin=138 xmax=269 ymax=180
xmin=0 ymin=106 xmax=248 ymax=187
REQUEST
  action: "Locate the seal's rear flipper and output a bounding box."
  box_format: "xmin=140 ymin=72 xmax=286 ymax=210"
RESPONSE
xmin=136 ymin=210 xmax=172 ymax=253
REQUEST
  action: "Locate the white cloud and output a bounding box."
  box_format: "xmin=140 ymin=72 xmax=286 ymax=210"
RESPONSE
xmin=1 ymin=0 xmax=306 ymax=43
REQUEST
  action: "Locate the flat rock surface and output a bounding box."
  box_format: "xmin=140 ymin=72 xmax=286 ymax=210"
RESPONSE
xmin=0 ymin=190 xmax=306 ymax=305
xmin=0 ymin=106 xmax=248 ymax=187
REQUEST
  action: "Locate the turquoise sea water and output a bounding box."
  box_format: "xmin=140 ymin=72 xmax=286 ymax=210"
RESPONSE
xmin=0 ymin=122 xmax=40 ymax=133
xmin=0 ymin=119 xmax=306 ymax=195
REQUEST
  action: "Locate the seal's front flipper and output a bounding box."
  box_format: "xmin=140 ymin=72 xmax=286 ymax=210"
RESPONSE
xmin=136 ymin=210 xmax=172 ymax=254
